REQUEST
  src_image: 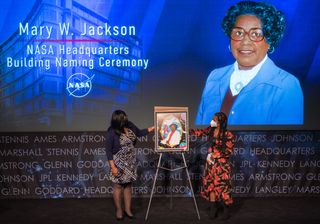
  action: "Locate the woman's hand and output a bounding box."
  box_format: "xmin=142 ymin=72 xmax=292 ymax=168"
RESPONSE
xmin=148 ymin=126 xmax=155 ymax=133
xmin=111 ymin=166 xmax=119 ymax=177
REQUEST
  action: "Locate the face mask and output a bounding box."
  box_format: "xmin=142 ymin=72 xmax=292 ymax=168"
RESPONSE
xmin=210 ymin=120 xmax=217 ymax=127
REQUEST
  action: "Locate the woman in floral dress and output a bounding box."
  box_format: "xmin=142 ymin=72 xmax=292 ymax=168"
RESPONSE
xmin=191 ymin=112 xmax=234 ymax=220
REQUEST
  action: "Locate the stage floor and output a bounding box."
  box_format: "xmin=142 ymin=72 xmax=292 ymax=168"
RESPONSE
xmin=0 ymin=197 xmax=319 ymax=224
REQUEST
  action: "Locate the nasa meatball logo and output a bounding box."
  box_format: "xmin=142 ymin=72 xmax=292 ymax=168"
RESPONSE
xmin=66 ymin=73 xmax=94 ymax=98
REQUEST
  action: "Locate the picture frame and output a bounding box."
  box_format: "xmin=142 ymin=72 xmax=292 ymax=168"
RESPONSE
xmin=154 ymin=106 xmax=189 ymax=152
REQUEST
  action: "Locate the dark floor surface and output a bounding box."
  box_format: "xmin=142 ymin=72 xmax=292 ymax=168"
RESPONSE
xmin=0 ymin=197 xmax=319 ymax=224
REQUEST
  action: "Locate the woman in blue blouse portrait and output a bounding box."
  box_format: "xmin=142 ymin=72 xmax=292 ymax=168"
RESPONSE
xmin=196 ymin=1 xmax=303 ymax=125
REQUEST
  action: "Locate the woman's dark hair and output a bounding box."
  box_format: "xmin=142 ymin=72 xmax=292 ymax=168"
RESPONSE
xmin=110 ymin=110 xmax=128 ymax=135
xmin=222 ymin=1 xmax=286 ymax=52
xmin=170 ymin=123 xmax=178 ymax=130
xmin=209 ymin=112 xmax=228 ymax=152
xmin=215 ymin=111 xmax=228 ymax=139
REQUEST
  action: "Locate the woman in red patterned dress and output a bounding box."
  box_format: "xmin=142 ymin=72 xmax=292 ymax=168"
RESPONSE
xmin=191 ymin=112 xmax=234 ymax=220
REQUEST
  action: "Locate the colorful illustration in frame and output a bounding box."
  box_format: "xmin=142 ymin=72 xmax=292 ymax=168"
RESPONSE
xmin=155 ymin=106 xmax=189 ymax=152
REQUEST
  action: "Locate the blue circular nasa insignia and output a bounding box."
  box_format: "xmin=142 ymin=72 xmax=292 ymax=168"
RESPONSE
xmin=66 ymin=73 xmax=94 ymax=98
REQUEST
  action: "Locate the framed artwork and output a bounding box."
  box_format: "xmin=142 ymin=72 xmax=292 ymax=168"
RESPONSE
xmin=154 ymin=106 xmax=189 ymax=152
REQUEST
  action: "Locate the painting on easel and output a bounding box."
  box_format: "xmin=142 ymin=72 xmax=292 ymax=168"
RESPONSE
xmin=154 ymin=106 xmax=189 ymax=152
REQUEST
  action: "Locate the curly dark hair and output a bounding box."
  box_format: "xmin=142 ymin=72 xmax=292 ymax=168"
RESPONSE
xmin=222 ymin=1 xmax=286 ymax=52
xmin=214 ymin=112 xmax=228 ymax=139
xmin=208 ymin=112 xmax=229 ymax=152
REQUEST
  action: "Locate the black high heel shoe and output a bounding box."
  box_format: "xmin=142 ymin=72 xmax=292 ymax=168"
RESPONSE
xmin=124 ymin=211 xmax=135 ymax=219
xmin=116 ymin=216 xmax=124 ymax=221
xmin=115 ymin=209 xmax=123 ymax=221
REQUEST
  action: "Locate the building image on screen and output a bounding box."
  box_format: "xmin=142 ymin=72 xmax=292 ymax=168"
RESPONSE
xmin=0 ymin=0 xmax=144 ymax=131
